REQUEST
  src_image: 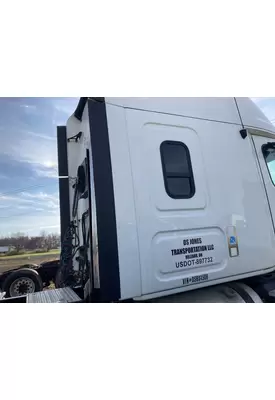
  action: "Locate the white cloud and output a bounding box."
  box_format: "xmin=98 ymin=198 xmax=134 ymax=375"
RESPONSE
xmin=34 ymin=164 xmax=59 ymax=179
xmin=24 ymin=224 xmax=60 ymax=235
xmin=24 ymin=131 xmax=56 ymax=141
xmin=0 ymin=125 xmax=58 ymax=180
xmin=0 ymin=195 xmax=18 ymax=201
xmin=21 ymin=191 xmax=49 ymax=199
xmin=19 ymin=104 xmax=36 ymax=110
xmin=0 ymin=190 xmax=60 ymax=236
xmin=21 ymin=191 xmax=58 ymax=201
xmin=17 ymin=205 xmax=34 ymax=210
xmin=0 ymin=191 xmax=59 ymax=215
xmin=8 ymin=139 xmax=58 ymax=174
xmin=53 ymin=98 xmax=77 ymax=116
xmin=0 ymin=216 xmax=61 ymax=236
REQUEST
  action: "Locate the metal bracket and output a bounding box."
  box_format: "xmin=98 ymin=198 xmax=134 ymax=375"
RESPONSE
xmin=58 ymin=176 xmax=77 ymax=186
xmin=240 ymin=129 xmax=247 ymax=139
xmin=67 ymin=132 xmax=83 ymax=143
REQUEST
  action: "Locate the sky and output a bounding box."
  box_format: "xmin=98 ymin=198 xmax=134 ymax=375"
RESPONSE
xmin=0 ymin=97 xmax=274 ymax=237
xmin=0 ymin=97 xmax=78 ymax=237
xmin=252 ymin=98 xmax=275 ymax=125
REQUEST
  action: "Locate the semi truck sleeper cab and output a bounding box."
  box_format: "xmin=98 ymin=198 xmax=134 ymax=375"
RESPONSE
xmin=53 ymin=97 xmax=275 ymax=303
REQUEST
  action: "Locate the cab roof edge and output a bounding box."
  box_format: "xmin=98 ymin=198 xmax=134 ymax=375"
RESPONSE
xmin=74 ymin=97 xmax=105 ymax=121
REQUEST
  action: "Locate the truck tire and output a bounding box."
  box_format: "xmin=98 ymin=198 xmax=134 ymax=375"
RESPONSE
xmin=2 ymin=268 xmax=43 ymax=298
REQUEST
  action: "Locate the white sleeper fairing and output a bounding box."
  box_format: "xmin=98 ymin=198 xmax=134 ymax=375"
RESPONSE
xmin=58 ymin=97 xmax=275 ymax=302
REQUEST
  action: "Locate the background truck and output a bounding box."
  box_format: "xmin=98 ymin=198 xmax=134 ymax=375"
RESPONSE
xmin=0 ymin=259 xmax=60 ymax=298
xmin=3 ymin=97 xmax=275 ymax=303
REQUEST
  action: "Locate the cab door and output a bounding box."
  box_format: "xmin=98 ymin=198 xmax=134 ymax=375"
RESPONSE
xmin=125 ymin=109 xmax=229 ymax=296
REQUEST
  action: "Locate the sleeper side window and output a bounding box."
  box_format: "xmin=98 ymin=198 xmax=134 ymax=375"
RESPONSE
xmin=160 ymin=141 xmax=195 ymax=199
xmin=262 ymin=144 xmax=275 ymax=186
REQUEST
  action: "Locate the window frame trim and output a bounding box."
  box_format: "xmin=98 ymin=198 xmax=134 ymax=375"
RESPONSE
xmin=262 ymin=143 xmax=275 ymax=187
xmin=160 ymin=140 xmax=196 ymax=199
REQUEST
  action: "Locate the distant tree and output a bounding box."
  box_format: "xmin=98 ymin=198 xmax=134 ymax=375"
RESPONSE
xmin=40 ymin=231 xmax=60 ymax=252
xmin=0 ymin=231 xmax=61 ymax=253
xmin=28 ymin=236 xmax=41 ymax=250
xmin=0 ymin=235 xmax=11 ymax=247
xmin=12 ymin=232 xmax=29 ymax=251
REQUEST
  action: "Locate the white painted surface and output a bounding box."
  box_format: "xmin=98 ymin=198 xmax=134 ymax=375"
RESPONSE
xmin=106 ymin=97 xmax=274 ymax=132
xmin=65 ymin=97 xmax=275 ymax=301
xmin=122 ymin=106 xmax=275 ymax=296
xmin=106 ymin=104 xmax=142 ymax=299
xmin=106 ymin=97 xmax=241 ymax=124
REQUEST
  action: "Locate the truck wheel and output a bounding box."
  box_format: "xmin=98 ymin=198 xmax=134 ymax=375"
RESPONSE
xmin=2 ymin=268 xmax=43 ymax=298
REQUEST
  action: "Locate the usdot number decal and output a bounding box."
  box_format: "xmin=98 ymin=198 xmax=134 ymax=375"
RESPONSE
xmin=176 ymin=257 xmax=213 ymax=269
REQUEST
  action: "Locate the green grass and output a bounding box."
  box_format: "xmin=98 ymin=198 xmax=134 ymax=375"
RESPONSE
xmin=0 ymin=249 xmax=60 ymax=260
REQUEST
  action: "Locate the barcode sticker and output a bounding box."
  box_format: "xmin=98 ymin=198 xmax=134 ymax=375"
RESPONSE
xmin=182 ymin=274 xmax=209 ymax=286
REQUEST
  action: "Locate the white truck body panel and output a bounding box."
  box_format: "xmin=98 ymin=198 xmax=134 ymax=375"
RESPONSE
xmin=105 ymin=97 xmax=275 ymax=133
xmin=64 ymin=97 xmax=275 ymax=301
